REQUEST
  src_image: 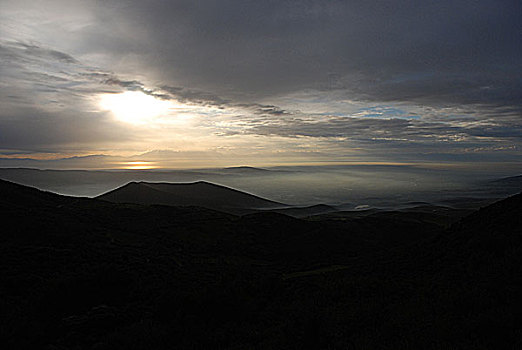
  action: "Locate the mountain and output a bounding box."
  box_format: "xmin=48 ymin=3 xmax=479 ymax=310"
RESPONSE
xmin=266 ymin=204 xmax=338 ymax=218
xmin=96 ymin=180 xmax=284 ymax=214
xmin=1 ymin=178 xmax=521 ymax=349
xmin=222 ymin=166 xmax=271 ymax=173
xmin=309 ymin=203 xmax=475 ymax=227
xmin=491 ymin=174 xmax=522 ymax=184
xmin=490 ymin=174 xmax=522 ymax=191
xmin=444 ymin=190 xmax=522 ymax=253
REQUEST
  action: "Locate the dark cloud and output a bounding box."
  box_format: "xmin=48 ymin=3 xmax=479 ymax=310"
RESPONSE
xmin=3 ymin=0 xmax=521 ymax=110
xmin=215 ymin=111 xmax=522 ymax=160
xmin=74 ymin=0 xmax=521 ymax=110
xmin=0 ymin=0 xmax=521 ymax=168
xmin=0 ymin=107 xmax=135 ymax=152
xmin=18 ymin=43 xmax=79 ymax=63
xmin=0 ymin=41 xmax=78 ymax=64
xmin=99 ymin=76 xmax=294 ymax=116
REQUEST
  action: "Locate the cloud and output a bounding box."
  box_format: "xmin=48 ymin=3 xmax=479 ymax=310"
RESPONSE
xmin=0 ymin=1 xmax=521 ymax=169
xmin=64 ymin=0 xmax=521 ymax=110
xmin=0 ymin=40 xmax=143 ymax=152
xmin=3 ymin=1 xmax=521 ymax=107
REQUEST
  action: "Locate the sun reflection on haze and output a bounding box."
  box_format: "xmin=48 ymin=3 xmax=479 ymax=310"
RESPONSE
xmin=120 ymin=161 xmax=158 ymax=170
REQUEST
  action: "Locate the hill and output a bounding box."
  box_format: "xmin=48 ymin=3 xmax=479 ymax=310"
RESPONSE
xmin=97 ymin=180 xmax=284 ymax=214
xmin=265 ymin=204 xmax=338 ymax=218
xmin=1 ymin=179 xmax=521 ymax=349
xmin=490 ymin=174 xmax=522 ymax=186
xmin=222 ymin=166 xmax=271 ymax=173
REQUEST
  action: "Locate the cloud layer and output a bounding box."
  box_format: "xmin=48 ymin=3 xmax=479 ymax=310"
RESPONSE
xmin=0 ymin=0 xmax=521 ymax=169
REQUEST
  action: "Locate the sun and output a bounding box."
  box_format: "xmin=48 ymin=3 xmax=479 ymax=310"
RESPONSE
xmin=120 ymin=161 xmax=158 ymax=170
xmin=99 ymin=91 xmax=172 ymax=124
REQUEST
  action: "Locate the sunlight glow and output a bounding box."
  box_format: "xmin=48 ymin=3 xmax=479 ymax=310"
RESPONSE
xmin=99 ymin=91 xmax=172 ymax=124
xmin=120 ymin=161 xmax=158 ymax=170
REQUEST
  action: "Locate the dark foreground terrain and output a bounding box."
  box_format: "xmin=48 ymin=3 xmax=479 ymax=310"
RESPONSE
xmin=1 ymin=179 xmax=521 ymax=349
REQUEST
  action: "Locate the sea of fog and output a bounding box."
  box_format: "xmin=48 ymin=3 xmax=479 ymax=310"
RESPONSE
xmin=0 ymin=165 xmax=520 ymax=209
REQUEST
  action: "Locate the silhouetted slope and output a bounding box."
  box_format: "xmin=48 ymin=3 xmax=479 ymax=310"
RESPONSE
xmin=312 ymin=205 xmax=473 ymax=227
xmin=97 ymin=181 xmax=283 ymax=213
xmin=222 ymin=166 xmax=271 ymax=173
xmin=1 ymin=179 xmax=521 ymax=349
xmin=490 ymin=174 xmax=522 ymax=187
xmin=265 ymin=204 xmax=338 ymax=218
xmin=0 ymin=178 xmax=74 ymax=208
xmin=376 ymin=192 xmax=522 ymax=348
xmin=434 ymin=193 xmax=522 ymax=347
xmin=448 ymin=191 xmax=522 ymax=245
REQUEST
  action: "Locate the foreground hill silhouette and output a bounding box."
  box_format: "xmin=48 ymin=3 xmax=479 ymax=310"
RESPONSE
xmin=97 ymin=181 xmax=284 ymax=214
xmin=1 ymin=179 xmax=521 ymax=349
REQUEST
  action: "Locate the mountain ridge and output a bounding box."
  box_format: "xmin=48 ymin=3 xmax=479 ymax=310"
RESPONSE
xmin=97 ymin=180 xmax=285 ymax=214
xmin=1 ymin=178 xmax=521 ymax=348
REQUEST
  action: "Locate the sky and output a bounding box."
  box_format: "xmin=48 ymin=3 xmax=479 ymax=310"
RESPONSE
xmin=0 ymin=0 xmax=521 ymax=170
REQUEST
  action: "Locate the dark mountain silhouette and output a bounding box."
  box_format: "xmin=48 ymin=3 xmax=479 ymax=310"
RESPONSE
xmin=266 ymin=204 xmax=338 ymax=218
xmin=490 ymin=174 xmax=522 ymax=185
xmin=97 ymin=180 xmax=284 ymax=214
xmin=490 ymin=174 xmax=522 ymax=194
xmin=0 ymin=176 xmax=69 ymax=207
xmin=222 ymin=166 xmax=271 ymax=172
xmin=1 ymin=178 xmax=521 ymax=349
xmin=443 ymin=190 xmax=522 ymax=255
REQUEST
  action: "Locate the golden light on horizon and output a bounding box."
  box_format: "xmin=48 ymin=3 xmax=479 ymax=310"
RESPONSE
xmin=120 ymin=161 xmax=158 ymax=170
xmin=99 ymin=91 xmax=172 ymax=124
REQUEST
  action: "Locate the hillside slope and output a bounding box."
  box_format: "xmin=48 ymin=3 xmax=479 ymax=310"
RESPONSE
xmin=1 ymin=179 xmax=521 ymax=349
xmin=97 ymin=181 xmax=284 ymax=214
